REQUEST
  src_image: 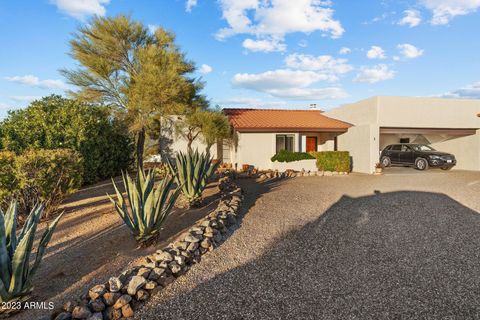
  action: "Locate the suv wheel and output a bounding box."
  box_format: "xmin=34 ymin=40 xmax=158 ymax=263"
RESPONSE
xmin=415 ymin=158 xmax=429 ymax=171
xmin=381 ymin=156 xmax=391 ymax=167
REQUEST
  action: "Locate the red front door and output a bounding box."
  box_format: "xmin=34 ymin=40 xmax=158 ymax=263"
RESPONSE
xmin=306 ymin=137 xmax=317 ymax=152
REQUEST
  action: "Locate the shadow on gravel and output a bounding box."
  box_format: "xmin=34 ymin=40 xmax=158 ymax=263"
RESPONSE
xmin=153 ymin=190 xmax=480 ymax=319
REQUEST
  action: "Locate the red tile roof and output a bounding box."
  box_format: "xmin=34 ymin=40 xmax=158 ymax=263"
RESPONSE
xmin=223 ymin=108 xmax=352 ymax=132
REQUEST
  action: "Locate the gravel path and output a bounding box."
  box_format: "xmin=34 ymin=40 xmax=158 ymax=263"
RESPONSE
xmin=136 ymin=170 xmax=480 ymax=319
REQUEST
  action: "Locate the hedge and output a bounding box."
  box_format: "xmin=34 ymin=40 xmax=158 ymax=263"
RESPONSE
xmin=0 ymin=148 xmax=83 ymax=217
xmin=271 ymin=150 xmax=315 ymax=163
xmin=311 ymin=151 xmax=351 ymax=172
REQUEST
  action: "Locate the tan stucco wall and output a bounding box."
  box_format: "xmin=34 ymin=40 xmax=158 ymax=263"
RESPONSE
xmin=431 ymin=132 xmax=480 ymax=171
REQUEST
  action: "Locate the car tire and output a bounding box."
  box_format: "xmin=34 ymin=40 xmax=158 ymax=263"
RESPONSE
xmin=381 ymin=156 xmax=391 ymax=167
xmin=415 ymin=158 xmax=429 ymax=171
xmin=441 ymin=166 xmax=453 ymax=171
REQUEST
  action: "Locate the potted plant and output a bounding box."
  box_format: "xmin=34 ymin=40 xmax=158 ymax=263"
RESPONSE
xmin=374 ymin=162 xmax=383 ymax=174
xmin=242 ymin=164 xmax=250 ymax=171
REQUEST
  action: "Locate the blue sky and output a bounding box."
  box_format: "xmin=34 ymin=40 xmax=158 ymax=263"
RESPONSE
xmin=1 ymin=0 xmax=479 ymax=118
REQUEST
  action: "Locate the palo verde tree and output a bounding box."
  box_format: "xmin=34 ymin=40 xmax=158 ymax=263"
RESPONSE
xmin=62 ymin=15 xmax=194 ymax=168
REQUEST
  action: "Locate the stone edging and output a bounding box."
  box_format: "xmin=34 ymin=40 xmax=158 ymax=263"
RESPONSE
xmin=258 ymin=169 xmax=349 ymax=179
xmin=49 ymin=176 xmax=243 ymax=320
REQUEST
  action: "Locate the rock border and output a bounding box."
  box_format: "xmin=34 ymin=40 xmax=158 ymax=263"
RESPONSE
xmin=257 ymin=169 xmax=349 ymax=180
xmin=49 ymin=176 xmax=243 ymax=320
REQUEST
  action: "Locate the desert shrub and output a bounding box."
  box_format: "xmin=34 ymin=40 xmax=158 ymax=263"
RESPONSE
xmin=0 ymin=95 xmax=133 ymax=184
xmin=0 ymin=201 xmax=63 ymax=310
xmin=271 ymin=150 xmax=315 ymax=163
xmin=108 ymin=170 xmax=180 ymax=245
xmin=168 ymin=149 xmax=219 ymax=207
xmin=0 ymin=152 xmax=18 ymax=207
xmin=0 ymin=149 xmax=83 ymax=217
xmin=312 ymin=151 xmax=350 ymax=172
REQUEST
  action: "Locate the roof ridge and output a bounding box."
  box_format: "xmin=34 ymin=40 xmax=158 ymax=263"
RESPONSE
xmin=223 ymin=108 xmax=322 ymax=112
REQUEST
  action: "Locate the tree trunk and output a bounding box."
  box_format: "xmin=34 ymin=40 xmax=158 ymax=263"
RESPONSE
xmin=187 ymin=140 xmax=193 ymax=153
xmin=136 ymin=128 xmax=146 ymax=171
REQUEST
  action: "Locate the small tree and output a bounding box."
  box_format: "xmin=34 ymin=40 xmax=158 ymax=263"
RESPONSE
xmin=62 ymin=15 xmax=195 ymax=168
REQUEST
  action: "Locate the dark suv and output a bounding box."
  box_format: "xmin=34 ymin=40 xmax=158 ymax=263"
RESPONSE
xmin=380 ymin=144 xmax=456 ymax=170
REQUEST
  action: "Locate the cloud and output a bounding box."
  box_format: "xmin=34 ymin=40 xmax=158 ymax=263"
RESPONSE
xmin=242 ymin=38 xmax=286 ymax=52
xmin=199 ymin=64 xmax=213 ymax=75
xmin=298 ymin=40 xmax=308 ymax=48
xmin=148 ymin=24 xmax=159 ymax=34
xmin=215 ymin=97 xmax=287 ymax=107
xmin=4 ymin=75 xmax=68 ymax=90
xmin=50 ymin=0 xmax=110 ymax=20
xmin=398 ymin=9 xmax=422 ymax=27
xmin=232 ymin=69 xmax=347 ymax=100
xmin=441 ymin=82 xmax=480 ymax=99
xmin=186 ymin=0 xmax=198 ymax=12
xmin=354 ymin=64 xmax=395 ymax=83
xmin=8 ymin=95 xmax=42 ymax=102
xmin=284 ymin=54 xmax=353 ymax=78
xmin=397 ymin=43 xmax=424 ymax=59
xmin=216 ymin=0 xmax=344 ymax=52
xmin=367 ymin=46 xmax=387 ymax=59
xmin=421 ymin=0 xmax=480 ymax=25
xmin=339 ymin=47 xmax=351 ymax=55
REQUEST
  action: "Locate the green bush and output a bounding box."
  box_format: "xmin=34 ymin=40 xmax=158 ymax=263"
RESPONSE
xmin=312 ymin=151 xmax=351 ymax=172
xmin=0 ymin=201 xmax=63 ymax=309
xmin=0 ymin=149 xmax=83 ymax=217
xmin=271 ymin=150 xmax=315 ymax=163
xmin=0 ymin=95 xmax=133 ymax=184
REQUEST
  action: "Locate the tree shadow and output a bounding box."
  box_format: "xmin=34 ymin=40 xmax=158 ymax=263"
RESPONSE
xmin=150 ymin=190 xmax=480 ymax=319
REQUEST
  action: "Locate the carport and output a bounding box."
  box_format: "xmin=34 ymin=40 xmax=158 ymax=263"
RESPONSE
xmin=325 ymin=96 xmax=480 ymax=173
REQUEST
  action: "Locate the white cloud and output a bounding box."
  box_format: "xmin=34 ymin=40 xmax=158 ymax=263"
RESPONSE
xmin=298 ymin=40 xmax=308 ymax=48
xmin=186 ymin=0 xmax=198 ymax=12
xmin=339 ymin=47 xmax=351 ymax=55
xmin=398 ymin=9 xmax=422 ymax=27
xmin=441 ymin=82 xmax=480 ymax=99
xmin=50 ymin=0 xmax=110 ymax=20
xmin=199 ymin=64 xmax=213 ymax=75
xmin=421 ymin=0 xmax=480 ymax=25
xmin=216 ymin=0 xmax=344 ymax=52
xmin=354 ymin=64 xmax=395 ymax=83
xmin=8 ymin=96 xmax=42 ymax=102
xmin=4 ymin=75 xmax=68 ymax=90
xmin=398 ymin=43 xmax=424 ymax=59
xmin=264 ymin=87 xmax=348 ymax=100
xmin=284 ymin=54 xmax=353 ymax=78
xmin=242 ymin=38 xmax=286 ymax=52
xmin=367 ymin=46 xmax=387 ymax=59
xmin=215 ymin=97 xmax=287 ymax=107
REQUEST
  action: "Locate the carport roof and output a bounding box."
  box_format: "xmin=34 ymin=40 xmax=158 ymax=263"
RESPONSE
xmin=223 ymin=108 xmax=352 ymax=132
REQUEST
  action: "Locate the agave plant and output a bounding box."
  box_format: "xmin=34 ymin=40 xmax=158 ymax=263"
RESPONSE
xmin=168 ymin=149 xmax=219 ymax=207
xmin=0 ymin=201 xmax=63 ymax=308
xmin=108 ymin=169 xmax=180 ymax=245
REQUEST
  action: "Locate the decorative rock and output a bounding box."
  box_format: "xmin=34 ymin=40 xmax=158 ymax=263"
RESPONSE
xmin=127 ymin=276 xmax=146 ymax=296
xmin=103 ymin=292 xmax=121 ymax=306
xmin=89 ymin=284 xmax=106 ymax=301
xmin=54 ymin=312 xmax=72 ymax=320
xmin=87 ymin=312 xmax=103 ymax=320
xmin=158 ymin=275 xmax=175 ymax=287
xmin=103 ymin=307 xmax=121 ymax=320
xmin=226 ymin=214 xmax=237 ymax=225
xmin=148 ymin=267 xmax=165 ymax=281
xmin=214 ymin=233 xmax=222 ymax=243
xmin=136 ymin=289 xmax=149 ymax=301
xmin=200 ymin=220 xmax=211 ymax=227
xmin=184 ymin=233 xmax=201 ymax=243
xmin=154 ymin=251 xmax=173 ymax=262
xmin=158 ymin=260 xmax=169 ymax=269
xmin=174 ymin=255 xmax=185 ymax=266
xmin=173 ymin=241 xmax=188 ymax=250
xmin=72 ymin=306 xmax=92 ymax=319
xmin=200 ymin=238 xmax=211 ymax=249
xmin=324 ymin=171 xmax=333 ymax=176
xmin=168 ymin=261 xmax=182 ymax=274
xmin=144 ymin=280 xmax=158 ymax=290
xmin=108 ymin=277 xmax=122 ymax=293
xmin=136 ymin=267 xmax=151 ymax=278
xmin=89 ymin=299 xmax=106 ymax=312
xmin=63 ymin=300 xmax=76 ymax=313
xmin=143 ymin=261 xmax=156 ymax=269
xmin=186 ymin=242 xmax=199 ymax=252
xmin=113 ymin=294 xmax=131 ymax=309
xmin=121 ymin=303 xmax=134 ymax=318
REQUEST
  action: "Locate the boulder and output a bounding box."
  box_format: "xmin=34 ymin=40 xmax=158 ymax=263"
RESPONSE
xmin=108 ymin=277 xmax=122 ymax=293
xmin=89 ymin=299 xmax=105 ymax=312
xmin=72 ymin=306 xmax=92 ymax=319
xmin=86 ymin=312 xmax=103 ymax=320
xmin=102 ymin=292 xmax=121 ymax=306
xmin=148 ymin=267 xmax=165 ymax=281
xmin=184 ymin=233 xmax=202 ymax=243
xmin=168 ymin=262 xmax=182 ymax=274
xmin=136 ymin=267 xmax=151 ymax=278
xmin=121 ymin=304 xmax=134 ymax=318
xmin=154 ymin=251 xmax=173 ymax=262
xmin=112 ymin=294 xmax=131 ymax=310
xmin=135 ymin=289 xmax=149 ymax=301
xmin=127 ymin=276 xmax=146 ymax=296
xmin=103 ymin=307 xmax=122 ymax=320
xmin=88 ymin=284 xmax=106 ymax=301
xmin=63 ymin=301 xmax=76 ymax=313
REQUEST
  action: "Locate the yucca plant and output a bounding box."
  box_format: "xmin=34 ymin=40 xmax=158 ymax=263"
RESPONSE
xmin=0 ymin=201 xmax=63 ymax=311
xmin=167 ymin=150 xmax=219 ymax=207
xmin=108 ymin=169 xmax=180 ymax=245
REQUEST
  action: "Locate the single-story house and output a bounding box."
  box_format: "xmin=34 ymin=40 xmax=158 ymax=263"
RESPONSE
xmin=162 ymin=96 xmax=480 ymax=174
xmin=325 ymin=96 xmax=480 ymax=173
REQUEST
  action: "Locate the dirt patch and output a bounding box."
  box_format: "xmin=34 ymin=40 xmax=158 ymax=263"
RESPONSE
xmin=13 ymin=177 xmax=221 ymax=320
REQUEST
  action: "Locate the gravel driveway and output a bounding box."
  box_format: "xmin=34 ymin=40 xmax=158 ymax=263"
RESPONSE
xmin=136 ymin=170 xmax=480 ymax=319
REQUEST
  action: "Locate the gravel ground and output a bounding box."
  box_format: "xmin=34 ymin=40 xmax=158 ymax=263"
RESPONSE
xmin=136 ymin=169 xmax=480 ymax=320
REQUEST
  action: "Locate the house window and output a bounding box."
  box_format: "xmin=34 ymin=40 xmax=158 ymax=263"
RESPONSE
xmin=400 ymin=138 xmax=410 ymax=143
xmin=276 ymin=135 xmax=295 ymax=153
